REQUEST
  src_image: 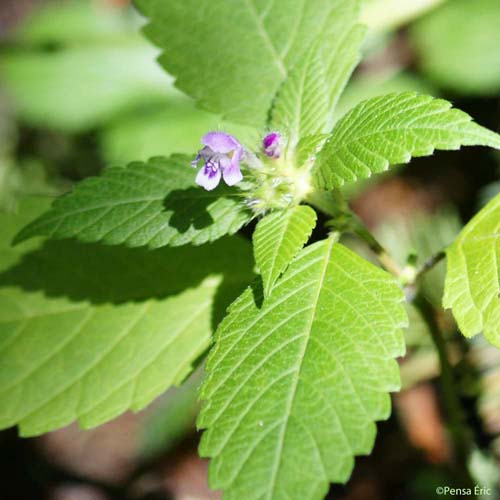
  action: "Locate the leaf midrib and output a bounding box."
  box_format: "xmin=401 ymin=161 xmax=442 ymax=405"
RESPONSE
xmin=264 ymin=211 xmax=294 ymax=296
xmin=49 ymin=190 xmax=232 ymax=218
xmin=8 ymin=303 xmax=153 ymax=426
xmin=77 ymin=295 xmax=213 ymax=417
xmin=266 ymin=237 xmax=334 ymax=499
xmin=332 ymin=122 xmax=482 ymax=151
xmin=244 ymin=0 xmax=287 ymax=78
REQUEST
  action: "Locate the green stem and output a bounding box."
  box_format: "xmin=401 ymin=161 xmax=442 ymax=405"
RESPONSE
xmin=414 ymin=294 xmax=476 ymax=492
xmin=415 ymin=251 xmax=446 ymax=282
xmin=351 ymin=218 xmax=404 ymax=276
xmin=307 ymin=191 xmax=405 ymax=276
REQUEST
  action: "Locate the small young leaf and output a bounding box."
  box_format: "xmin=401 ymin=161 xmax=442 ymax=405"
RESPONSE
xmin=0 ymin=198 xmax=253 ymax=436
xmin=296 ymin=134 xmax=330 ymax=166
xmin=270 ymin=4 xmax=366 ymax=148
xmin=198 ymin=238 xmax=407 ymax=500
xmin=135 ymin=0 xmax=362 ymax=128
xmin=253 ymin=205 xmax=317 ymax=296
xmin=443 ymin=193 xmax=500 ymax=347
xmin=313 ymin=92 xmax=500 ymax=189
xmin=15 ymin=155 xmax=252 ymax=249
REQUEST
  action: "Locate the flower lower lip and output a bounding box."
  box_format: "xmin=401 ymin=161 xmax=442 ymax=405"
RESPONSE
xmin=193 ymin=131 xmax=244 ymax=190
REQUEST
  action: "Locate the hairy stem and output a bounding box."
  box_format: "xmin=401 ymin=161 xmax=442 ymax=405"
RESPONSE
xmin=414 ymin=294 xmax=476 ymax=492
xmin=307 ymin=191 xmax=405 ymax=276
xmin=307 ymin=190 xmax=445 ymax=281
xmin=351 ymin=218 xmax=404 ymax=276
xmin=415 ymin=250 xmax=446 ymax=282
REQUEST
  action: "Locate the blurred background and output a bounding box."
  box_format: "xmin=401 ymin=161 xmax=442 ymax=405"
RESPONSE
xmin=1 ymin=0 xmax=500 ymax=498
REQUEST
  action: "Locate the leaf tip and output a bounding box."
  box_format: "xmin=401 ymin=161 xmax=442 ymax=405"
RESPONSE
xmin=11 ymin=226 xmax=32 ymax=247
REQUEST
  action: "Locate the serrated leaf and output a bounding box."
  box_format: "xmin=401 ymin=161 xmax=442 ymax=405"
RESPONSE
xmin=411 ymin=0 xmax=500 ymax=95
xmin=270 ymin=3 xmax=366 ymax=148
xmin=135 ymin=0 xmax=363 ymax=128
xmin=0 ymin=198 xmax=253 ymax=436
xmin=443 ymin=193 xmax=500 ymax=347
xmin=313 ymin=92 xmax=500 ymax=189
xmin=296 ymin=72 xmax=436 ymax=169
xmin=253 ymin=205 xmax=317 ymax=297
xmin=198 ymin=238 xmax=407 ymax=500
xmin=296 ymin=134 xmax=330 ymax=167
xmin=15 ymin=155 xmax=252 ymax=249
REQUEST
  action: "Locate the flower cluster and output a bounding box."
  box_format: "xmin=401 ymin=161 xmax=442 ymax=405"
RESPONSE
xmin=192 ymin=131 xmax=283 ymax=191
xmin=191 ymin=130 xmax=311 ymax=213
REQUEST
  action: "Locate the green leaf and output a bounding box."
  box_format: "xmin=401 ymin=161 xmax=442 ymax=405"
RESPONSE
xmin=2 ymin=1 xmax=173 ymax=132
xmin=15 ymin=155 xmax=252 ymax=249
xmin=313 ymin=92 xmax=500 ymax=189
xmin=253 ymin=205 xmax=317 ymax=297
xmin=296 ymin=134 xmax=330 ymax=167
xmin=0 ymin=198 xmax=253 ymax=436
xmin=135 ymin=0 xmax=362 ymax=128
xmin=411 ymin=0 xmax=500 ymax=95
xmin=443 ymin=193 xmax=500 ymax=347
xmin=270 ymin=7 xmax=366 ymax=149
xmin=198 ymin=238 xmax=407 ymax=500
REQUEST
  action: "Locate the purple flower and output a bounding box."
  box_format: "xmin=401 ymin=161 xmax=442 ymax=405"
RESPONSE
xmin=263 ymin=132 xmax=282 ymax=159
xmin=192 ymin=132 xmax=244 ymax=191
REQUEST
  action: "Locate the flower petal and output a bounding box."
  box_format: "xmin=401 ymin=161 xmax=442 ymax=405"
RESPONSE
xmin=196 ymin=165 xmax=222 ymax=191
xmin=222 ymin=148 xmax=243 ymax=186
xmin=202 ymin=131 xmax=240 ymax=154
xmin=263 ymin=132 xmax=280 ymax=149
xmin=191 ymin=153 xmax=201 ymax=168
xmin=263 ymin=132 xmax=282 ymax=158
